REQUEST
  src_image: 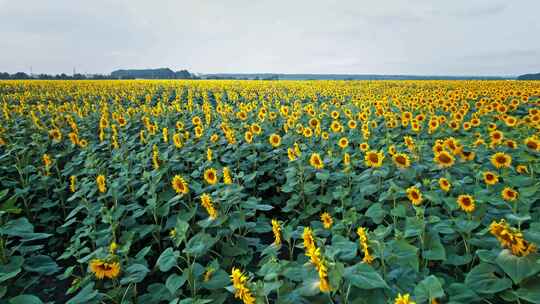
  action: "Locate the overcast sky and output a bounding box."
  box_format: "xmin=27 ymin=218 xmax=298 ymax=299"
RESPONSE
xmin=1 ymin=0 xmax=539 ymax=75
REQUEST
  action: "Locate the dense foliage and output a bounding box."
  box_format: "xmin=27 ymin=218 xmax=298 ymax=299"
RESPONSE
xmin=0 ymin=80 xmax=539 ymax=304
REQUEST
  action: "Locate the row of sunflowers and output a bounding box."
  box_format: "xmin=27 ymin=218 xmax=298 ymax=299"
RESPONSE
xmin=0 ymin=79 xmax=539 ymax=303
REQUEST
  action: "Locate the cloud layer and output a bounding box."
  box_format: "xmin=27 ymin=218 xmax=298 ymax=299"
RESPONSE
xmin=1 ymin=0 xmax=538 ymax=75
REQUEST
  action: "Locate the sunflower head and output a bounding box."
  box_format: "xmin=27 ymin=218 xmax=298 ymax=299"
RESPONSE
xmin=483 ymin=171 xmax=499 ymax=185
xmin=310 ymin=153 xmax=324 ymax=169
xmin=434 ymin=151 xmax=455 ymax=168
xmin=491 ymin=152 xmax=512 ymax=169
xmin=393 ymin=153 xmax=411 ymax=169
xmin=457 ymin=194 xmax=475 ymax=213
xmin=172 ymin=175 xmax=189 ymax=194
xmin=502 ymin=187 xmax=519 ymax=202
xmin=320 ymin=212 xmax=333 ymax=229
xmin=438 ymin=178 xmax=451 ymax=192
xmin=365 ymin=150 xmax=384 ymax=168
xmin=202 ymin=168 xmax=218 ymax=185
xmin=406 ymin=186 xmax=423 ymax=206
xmin=269 ymin=133 xmax=281 ymax=147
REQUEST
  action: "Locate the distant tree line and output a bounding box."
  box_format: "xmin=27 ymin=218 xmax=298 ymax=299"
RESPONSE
xmin=517 ymin=73 xmax=540 ymax=80
xmin=0 ymin=68 xmax=199 ymax=80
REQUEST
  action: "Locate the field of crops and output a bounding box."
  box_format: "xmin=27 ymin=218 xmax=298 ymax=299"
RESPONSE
xmin=0 ymin=80 xmax=539 ymax=304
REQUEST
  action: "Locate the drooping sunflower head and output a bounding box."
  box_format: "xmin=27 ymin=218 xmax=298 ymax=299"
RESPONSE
xmin=406 ymin=186 xmax=423 ymax=206
xmin=203 ymin=168 xmax=218 ymax=185
xmin=457 ymin=194 xmax=475 ymax=213
xmin=393 ymin=153 xmax=410 ymax=169
xmin=502 ymin=187 xmax=518 ymax=202
xmin=434 ymin=151 xmax=455 ymax=168
xmin=491 ymin=152 xmax=512 ymax=169
xmin=309 ymin=153 xmax=324 ymax=169
xmin=172 ymin=175 xmax=189 ymax=194
xmin=89 ymin=259 xmax=120 ymax=280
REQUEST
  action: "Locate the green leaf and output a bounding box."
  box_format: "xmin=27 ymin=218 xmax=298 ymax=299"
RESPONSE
xmin=465 ymin=263 xmax=512 ymax=294
xmin=66 ymin=283 xmax=98 ymax=304
xmin=389 ymin=239 xmax=419 ymax=272
xmin=166 ymin=273 xmax=187 ymax=294
xmin=423 ymin=231 xmax=446 ymax=261
xmin=156 ymin=247 xmax=179 ymax=272
xmin=0 ymin=256 xmax=23 ymax=283
xmin=183 ymin=233 xmax=216 ymax=257
xmin=495 ymin=250 xmax=540 ymax=284
xmin=366 ymin=203 xmax=386 ymax=224
xmin=516 ymin=277 xmax=540 ymax=303
xmin=120 ymin=264 xmax=150 ymax=284
xmin=414 ymin=275 xmax=444 ymax=303
xmin=23 ymin=255 xmax=59 ymax=275
xmin=343 ymin=263 xmax=388 ymax=289
xmin=326 ymin=235 xmax=357 ymax=261
xmin=404 ymin=217 xmax=424 ymax=238
xmin=9 ymin=295 xmax=43 ymax=304
xmin=173 ymin=219 xmax=190 ymax=247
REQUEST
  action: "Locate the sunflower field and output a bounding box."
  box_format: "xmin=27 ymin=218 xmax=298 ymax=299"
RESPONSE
xmin=1 ymin=80 xmax=540 ymax=304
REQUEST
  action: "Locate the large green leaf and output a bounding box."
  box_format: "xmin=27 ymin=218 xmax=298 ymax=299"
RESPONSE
xmin=9 ymin=295 xmax=43 ymax=304
xmin=343 ymin=263 xmax=388 ymax=289
xmin=183 ymin=233 xmax=217 ymax=257
xmin=465 ymin=263 xmax=512 ymax=294
xmin=156 ymin=247 xmax=179 ymax=272
xmin=414 ymin=275 xmax=444 ymax=303
xmin=495 ymin=250 xmax=540 ymax=284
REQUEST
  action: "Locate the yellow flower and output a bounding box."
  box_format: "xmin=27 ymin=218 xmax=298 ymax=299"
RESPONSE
xmin=223 ymin=167 xmax=233 ymax=184
xmin=483 ymin=171 xmax=499 ymax=185
xmin=433 ymin=151 xmax=454 ymax=168
xmin=42 ymin=153 xmax=52 ymax=169
xmin=438 ymin=178 xmax=451 ymax=192
xmin=269 ymin=133 xmax=281 ymax=147
xmin=207 ymin=148 xmax=213 ymax=162
xmin=516 ymin=165 xmax=528 ymax=174
xmin=173 ymin=133 xmax=183 ymax=148
xmin=457 ymin=194 xmax=475 ymax=213
xmin=309 ymin=153 xmax=324 ymax=169
xmin=49 ymin=128 xmax=62 ymax=141
xmin=152 ymin=144 xmax=160 ymax=170
xmin=490 ymin=219 xmax=537 ymax=256
xmin=171 ymin=175 xmax=189 ymax=194
xmin=357 ymin=227 xmax=374 ymax=264
xmin=359 ymin=142 xmax=369 ymax=152
xmin=364 ymin=150 xmax=384 ymax=168
xmin=271 ymin=219 xmax=281 ymax=246
xmin=96 ymin=175 xmax=107 ymax=193
xmin=109 ymin=242 xmax=118 ymax=254
xmin=491 ymin=152 xmax=512 ymax=169
xmin=395 ymin=293 xmax=416 ymax=304
xmin=200 ymin=193 xmax=218 ymax=219
xmin=406 ymin=186 xmax=423 ymax=206
xmin=338 ymin=137 xmax=349 ymax=149
xmin=501 ymin=187 xmax=518 ymax=202
xmin=89 ymin=259 xmax=120 ymax=280
xmin=204 ymin=168 xmax=218 ymax=185
xmin=69 ymin=175 xmax=76 ymax=193
xmin=393 ymin=153 xmax=411 ymax=169
xmin=320 ymin=212 xmax=333 ymax=229
xmin=524 ymin=136 xmax=540 ymax=151
xmin=230 ymin=268 xmax=256 ymax=304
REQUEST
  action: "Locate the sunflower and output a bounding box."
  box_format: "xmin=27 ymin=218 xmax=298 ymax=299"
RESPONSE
xmin=89 ymin=259 xmax=120 ymax=279
xmin=438 ymin=178 xmax=451 ymax=192
xmin=359 ymin=142 xmax=369 ymax=152
xmin=172 ymin=175 xmax=189 ymax=194
xmin=200 ymin=193 xmax=218 ymax=219
xmin=309 ymin=153 xmax=324 ymax=169
xmin=457 ymin=194 xmax=475 ymax=213
xmin=502 ymin=187 xmax=518 ymax=202
xmin=364 ymin=150 xmax=384 ymax=168
xmin=244 ymin=131 xmax=253 ymax=143
xmin=395 ymin=293 xmax=416 ymax=304
xmin=269 ymin=133 xmax=281 ymax=147
xmin=320 ymin=212 xmax=333 ymax=229
xmin=490 ymin=152 xmax=512 ymax=169
xmin=338 ymin=137 xmax=349 ymax=149
xmin=392 ymin=153 xmax=410 ymax=169
xmin=202 ymin=168 xmax=218 ymax=185
xmin=516 ymin=165 xmax=528 ymax=174
xmin=490 ymin=130 xmax=504 ymax=143
xmin=49 ymin=128 xmax=62 ymax=141
xmin=287 ymin=148 xmax=297 ymax=161
xmin=434 ymin=151 xmax=455 ymax=168
xmin=406 ymin=186 xmax=423 ymax=206
xmin=524 ymin=136 xmax=540 ymax=152
xmin=96 ymin=175 xmax=106 ymax=193
xmin=483 ymin=171 xmax=499 ymax=185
